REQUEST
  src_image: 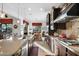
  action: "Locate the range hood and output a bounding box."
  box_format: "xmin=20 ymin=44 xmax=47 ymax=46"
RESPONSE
xmin=53 ymin=3 xmax=79 ymax=23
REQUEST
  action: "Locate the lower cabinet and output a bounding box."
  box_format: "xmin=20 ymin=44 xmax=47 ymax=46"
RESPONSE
xmin=57 ymin=43 xmax=66 ymax=56
xmin=56 ymin=40 xmax=78 ymax=56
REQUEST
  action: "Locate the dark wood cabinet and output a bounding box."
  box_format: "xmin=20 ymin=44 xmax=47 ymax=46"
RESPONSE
xmin=53 ymin=8 xmax=61 ymax=20
xmin=54 ymin=23 xmax=66 ymax=30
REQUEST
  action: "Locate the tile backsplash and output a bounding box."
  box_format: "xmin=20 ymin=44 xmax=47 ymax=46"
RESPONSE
xmin=66 ymin=18 xmax=79 ymax=38
xmin=56 ymin=18 xmax=79 ymax=38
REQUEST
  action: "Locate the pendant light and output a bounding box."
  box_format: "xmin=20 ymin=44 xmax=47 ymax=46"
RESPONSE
xmin=17 ymin=3 xmax=20 ymax=24
xmin=1 ymin=3 xmax=3 ymax=13
xmin=0 ymin=3 xmax=7 ymax=18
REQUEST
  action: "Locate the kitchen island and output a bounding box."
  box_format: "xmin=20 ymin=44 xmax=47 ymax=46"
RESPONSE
xmin=0 ymin=39 xmax=27 ymax=56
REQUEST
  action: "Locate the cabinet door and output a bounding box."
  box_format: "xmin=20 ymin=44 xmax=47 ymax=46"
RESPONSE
xmin=59 ymin=45 xmax=66 ymax=56
xmin=57 ymin=43 xmax=66 ymax=56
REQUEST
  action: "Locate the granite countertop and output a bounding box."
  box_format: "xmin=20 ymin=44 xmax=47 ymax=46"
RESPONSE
xmin=0 ymin=39 xmax=22 ymax=56
xmin=56 ymin=38 xmax=79 ymax=55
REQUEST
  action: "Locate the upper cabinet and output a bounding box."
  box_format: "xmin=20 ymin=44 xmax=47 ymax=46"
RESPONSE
xmin=53 ymin=7 xmax=61 ymax=20
xmin=46 ymin=13 xmax=50 ymax=25
xmin=53 ymin=3 xmax=79 ymax=23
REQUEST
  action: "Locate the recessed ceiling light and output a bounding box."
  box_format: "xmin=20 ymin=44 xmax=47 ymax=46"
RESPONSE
xmin=40 ymin=8 xmax=43 ymax=11
xmin=48 ymin=11 xmax=50 ymax=13
xmin=28 ymin=8 xmax=31 ymax=11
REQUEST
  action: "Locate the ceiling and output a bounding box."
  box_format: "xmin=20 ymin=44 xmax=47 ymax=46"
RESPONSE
xmin=0 ymin=3 xmax=63 ymax=23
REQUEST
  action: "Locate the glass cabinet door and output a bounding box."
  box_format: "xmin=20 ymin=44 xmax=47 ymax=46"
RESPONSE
xmin=2 ymin=24 xmax=7 ymax=32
